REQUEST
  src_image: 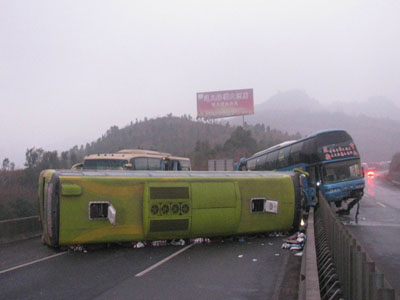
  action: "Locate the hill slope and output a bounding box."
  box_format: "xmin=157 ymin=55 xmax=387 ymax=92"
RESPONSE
xmin=231 ymin=90 xmax=400 ymax=162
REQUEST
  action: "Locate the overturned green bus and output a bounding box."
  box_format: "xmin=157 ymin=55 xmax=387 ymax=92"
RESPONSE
xmin=38 ymin=170 xmax=303 ymax=247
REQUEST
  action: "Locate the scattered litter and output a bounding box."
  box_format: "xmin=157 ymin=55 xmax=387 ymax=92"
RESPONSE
xmin=295 ymin=252 xmax=303 ymax=257
xmin=69 ymin=245 xmax=87 ymax=252
xmin=275 ymin=253 xmax=280 ymax=256
xmin=190 ymin=238 xmax=211 ymax=244
xmin=238 ymin=237 xmax=246 ymax=243
xmin=362 ymin=217 xmax=366 ymax=221
xmin=261 ymin=243 xmax=265 ymax=246
xmin=290 ymin=245 xmax=303 ymax=251
xmin=281 ymin=231 xmax=307 ymax=255
xmin=252 ymin=259 xmax=258 ymax=262
xmin=191 ymin=238 xmax=204 ymax=244
xmin=134 ymin=242 xmax=146 ymax=248
xmin=268 ymin=242 xmax=273 ymax=246
xmin=297 ymin=237 xmax=305 ymax=243
xmin=151 ymin=240 xmax=167 ymax=247
xmin=238 ymin=254 xmax=243 ymax=258
xmin=170 ymin=239 xmax=185 ymax=246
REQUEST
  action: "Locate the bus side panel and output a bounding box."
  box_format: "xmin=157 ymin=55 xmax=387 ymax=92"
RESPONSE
xmin=190 ymin=181 xmax=240 ymax=236
xmin=236 ymin=176 xmax=296 ymax=234
xmin=58 ymin=177 xmax=145 ymax=245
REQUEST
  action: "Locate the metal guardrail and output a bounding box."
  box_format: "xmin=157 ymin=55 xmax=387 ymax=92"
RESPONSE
xmin=0 ymin=215 xmax=42 ymax=244
xmin=316 ymin=194 xmax=396 ymax=300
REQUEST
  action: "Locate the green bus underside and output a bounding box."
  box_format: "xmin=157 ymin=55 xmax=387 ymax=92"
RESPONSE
xmin=38 ymin=170 xmax=301 ymax=247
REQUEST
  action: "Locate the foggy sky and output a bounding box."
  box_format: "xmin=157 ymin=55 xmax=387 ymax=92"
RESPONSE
xmin=1 ymin=0 xmax=400 ymax=167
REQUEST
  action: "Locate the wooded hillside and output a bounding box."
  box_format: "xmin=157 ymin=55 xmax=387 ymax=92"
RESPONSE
xmin=0 ymin=115 xmax=299 ymax=220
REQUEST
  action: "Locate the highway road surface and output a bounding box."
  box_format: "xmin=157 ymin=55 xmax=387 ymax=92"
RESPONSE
xmin=0 ymin=235 xmax=301 ymax=299
xmin=338 ymin=173 xmax=400 ymax=295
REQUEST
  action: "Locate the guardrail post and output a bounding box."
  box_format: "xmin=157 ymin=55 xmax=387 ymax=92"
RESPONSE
xmin=376 ymin=288 xmax=395 ymax=300
xmin=369 ymin=273 xmax=384 ymax=300
xmin=362 ymin=261 xmax=375 ymax=300
xmin=350 ymin=239 xmax=357 ymax=299
xmin=355 ymin=246 xmax=364 ymax=300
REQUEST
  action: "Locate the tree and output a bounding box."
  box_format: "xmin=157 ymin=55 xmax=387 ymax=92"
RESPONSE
xmin=2 ymin=158 xmax=9 ymax=170
xmin=24 ymin=148 xmax=44 ymax=169
xmin=223 ymin=126 xmax=257 ymax=155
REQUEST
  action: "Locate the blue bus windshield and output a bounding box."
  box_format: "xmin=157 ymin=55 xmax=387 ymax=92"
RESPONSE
xmin=322 ymin=159 xmax=363 ymax=184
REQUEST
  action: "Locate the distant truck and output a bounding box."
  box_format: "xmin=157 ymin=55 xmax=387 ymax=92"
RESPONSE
xmin=389 ymin=152 xmax=400 ymax=182
xmin=72 ymin=149 xmax=191 ymax=171
xmin=208 ymin=159 xmax=234 ymax=171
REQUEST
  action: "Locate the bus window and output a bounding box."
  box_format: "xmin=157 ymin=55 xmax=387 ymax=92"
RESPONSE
xmin=277 ymin=147 xmax=290 ymax=168
xmin=322 ymin=159 xmax=363 ymax=184
xmin=290 ymin=142 xmax=304 ymax=165
xmin=255 ymin=155 xmax=267 ymax=170
xmin=148 ymin=158 xmax=161 ymax=170
xmin=247 ymin=158 xmax=257 ymax=170
xmin=84 ymin=159 xmax=128 ymax=170
xmin=316 ymin=131 xmax=351 ymax=148
xmin=303 ymin=139 xmax=317 ymax=163
xmin=265 ymin=151 xmax=278 ymax=170
xmin=132 ymin=158 xmax=147 ymax=170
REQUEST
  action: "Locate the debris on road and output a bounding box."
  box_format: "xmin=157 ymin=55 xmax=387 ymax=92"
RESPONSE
xmin=151 ymin=240 xmax=167 ymax=247
xmin=170 ymin=239 xmax=185 ymax=246
xmin=133 ymin=241 xmax=146 ymax=248
xmin=69 ymin=245 xmax=87 ymax=253
xmin=281 ymin=232 xmax=306 ymax=255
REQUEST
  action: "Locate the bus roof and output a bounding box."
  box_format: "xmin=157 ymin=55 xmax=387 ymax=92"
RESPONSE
xmin=50 ymin=169 xmax=296 ymax=178
xmin=252 ymin=140 xmax=297 ymax=157
xmin=84 ymin=152 xmax=169 ymax=161
xmin=84 ymin=149 xmax=190 ymax=162
xmin=305 ymin=129 xmax=346 ymax=138
xmin=247 ymin=129 xmax=350 ymax=160
xmin=116 ymin=149 xmax=171 ymax=156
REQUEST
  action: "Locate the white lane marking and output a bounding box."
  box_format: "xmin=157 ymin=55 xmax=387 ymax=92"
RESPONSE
xmin=376 ymin=202 xmax=387 ymax=208
xmin=135 ymin=244 xmax=194 ymax=277
xmin=0 ymin=252 xmax=67 ymax=275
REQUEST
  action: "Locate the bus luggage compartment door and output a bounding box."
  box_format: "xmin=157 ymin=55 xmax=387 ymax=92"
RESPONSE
xmin=190 ymin=182 xmax=239 ymax=236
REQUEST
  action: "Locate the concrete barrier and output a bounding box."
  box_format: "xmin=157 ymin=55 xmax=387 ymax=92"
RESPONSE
xmin=0 ymin=216 xmax=42 ymax=244
xmin=298 ymin=207 xmax=321 ymax=300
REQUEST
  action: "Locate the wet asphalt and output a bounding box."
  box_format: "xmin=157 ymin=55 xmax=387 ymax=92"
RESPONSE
xmin=0 ymin=235 xmax=301 ymax=300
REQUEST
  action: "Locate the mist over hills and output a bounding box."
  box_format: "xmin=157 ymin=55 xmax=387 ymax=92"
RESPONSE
xmin=231 ymin=90 xmax=400 ymax=162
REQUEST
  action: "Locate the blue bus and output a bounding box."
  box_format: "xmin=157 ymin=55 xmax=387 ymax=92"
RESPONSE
xmin=238 ymin=129 xmax=365 ymax=214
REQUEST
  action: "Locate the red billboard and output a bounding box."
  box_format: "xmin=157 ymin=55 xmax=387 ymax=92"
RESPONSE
xmin=197 ymin=89 xmax=254 ymax=119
